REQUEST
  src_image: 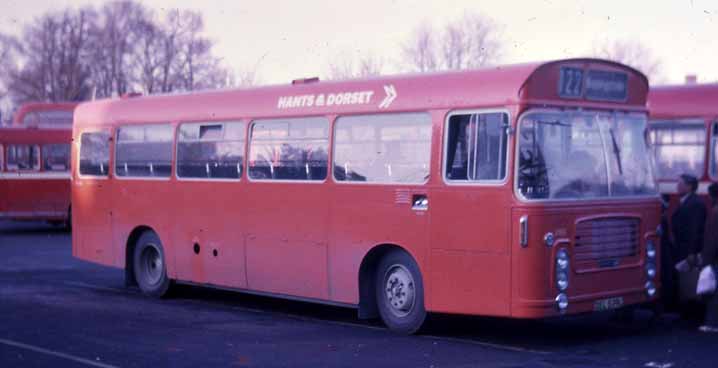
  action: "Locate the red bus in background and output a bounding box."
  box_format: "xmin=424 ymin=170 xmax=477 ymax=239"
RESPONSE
xmin=12 ymin=102 xmax=76 ymax=128
xmin=72 ymin=59 xmax=660 ymax=333
xmin=648 ymin=84 xmax=718 ymax=209
xmin=0 ymin=103 xmax=75 ymax=227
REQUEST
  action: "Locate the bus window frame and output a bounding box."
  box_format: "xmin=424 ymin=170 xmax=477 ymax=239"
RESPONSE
xmin=77 ymin=128 xmax=113 ymax=180
xmin=174 ymin=120 xmax=247 ymax=183
xmin=331 ymin=111 xmax=433 ymax=186
xmin=709 ymin=120 xmax=718 ymax=181
xmin=514 ymin=108 xmax=658 ymax=203
xmin=6 ymin=144 xmax=41 ymax=172
xmin=442 ymin=108 xmax=512 ymax=187
xmin=649 ymin=118 xmax=706 ymax=181
xmin=247 ymin=115 xmax=331 ymax=185
xmin=41 ymin=143 xmax=72 ymax=173
xmin=113 ymin=123 xmax=174 ymax=182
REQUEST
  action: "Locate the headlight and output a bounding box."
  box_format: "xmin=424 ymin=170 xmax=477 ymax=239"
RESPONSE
xmin=555 ymin=293 xmax=569 ymax=311
xmin=556 ymin=271 xmax=569 ymax=291
xmin=646 ymin=240 xmax=656 ymax=259
xmin=645 ymin=281 xmax=657 ymax=298
xmin=646 ymin=262 xmax=657 ymax=279
xmin=544 ymin=232 xmax=555 ymax=247
xmin=556 ymin=249 xmax=569 ymax=270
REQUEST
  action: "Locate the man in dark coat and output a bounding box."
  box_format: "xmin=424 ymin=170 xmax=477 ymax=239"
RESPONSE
xmin=671 ymin=174 xmax=707 ymax=266
xmin=700 ymin=183 xmax=718 ymax=332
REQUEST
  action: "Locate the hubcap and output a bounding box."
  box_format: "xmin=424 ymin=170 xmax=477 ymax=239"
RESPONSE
xmin=383 ymin=264 xmax=415 ymax=317
xmin=140 ymin=243 xmax=163 ymax=286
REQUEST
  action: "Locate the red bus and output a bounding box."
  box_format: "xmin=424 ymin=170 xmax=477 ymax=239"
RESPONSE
xmin=0 ymin=126 xmax=72 ymax=225
xmin=72 ymin=58 xmax=660 ymax=333
xmin=648 ymin=84 xmax=718 ymax=208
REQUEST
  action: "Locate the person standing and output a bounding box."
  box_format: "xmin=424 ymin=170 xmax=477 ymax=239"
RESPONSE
xmin=699 ymin=183 xmax=718 ymax=332
xmin=669 ymin=174 xmax=707 ymax=312
xmin=671 ymin=174 xmax=707 ymax=267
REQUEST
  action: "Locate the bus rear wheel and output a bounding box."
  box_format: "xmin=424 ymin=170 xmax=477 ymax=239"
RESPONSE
xmin=375 ymin=249 xmax=426 ymax=334
xmin=133 ymin=231 xmax=171 ymax=297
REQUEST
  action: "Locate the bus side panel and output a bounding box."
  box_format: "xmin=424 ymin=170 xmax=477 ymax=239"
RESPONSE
xmin=171 ymin=181 xmax=247 ymax=289
xmin=72 ymin=178 xmax=114 ymax=266
xmin=427 ymin=187 xmax=511 ymax=316
xmin=111 ymin=181 xmax=172 ymax=272
xmin=328 ymin=185 xmax=429 ymax=305
xmin=243 ymin=182 xmax=330 ymax=300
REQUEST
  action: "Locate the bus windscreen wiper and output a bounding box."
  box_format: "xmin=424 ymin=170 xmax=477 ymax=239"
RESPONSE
xmin=609 ymin=128 xmax=623 ymax=175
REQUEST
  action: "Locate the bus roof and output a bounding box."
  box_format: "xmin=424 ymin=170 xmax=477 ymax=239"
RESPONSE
xmin=12 ymin=102 xmax=77 ymax=127
xmin=75 ymin=58 xmax=648 ymax=127
xmin=648 ymin=83 xmax=718 ymax=119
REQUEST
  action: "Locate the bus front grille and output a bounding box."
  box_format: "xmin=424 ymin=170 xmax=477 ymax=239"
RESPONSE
xmin=574 ymin=217 xmax=639 ymax=263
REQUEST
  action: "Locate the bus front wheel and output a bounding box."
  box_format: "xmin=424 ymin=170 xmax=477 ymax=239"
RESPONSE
xmin=375 ymin=249 xmax=427 ymax=334
xmin=133 ymin=231 xmax=171 ymax=297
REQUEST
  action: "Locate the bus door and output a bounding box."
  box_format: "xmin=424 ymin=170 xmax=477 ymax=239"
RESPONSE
xmin=73 ymin=130 xmax=114 ymax=265
xmin=328 ymin=112 xmax=433 ymax=303
xmin=243 ymin=117 xmax=331 ymax=299
xmin=428 ymin=111 xmax=512 ymax=315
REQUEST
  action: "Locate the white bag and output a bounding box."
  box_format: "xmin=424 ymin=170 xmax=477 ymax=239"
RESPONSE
xmin=696 ymin=265 xmax=717 ymax=295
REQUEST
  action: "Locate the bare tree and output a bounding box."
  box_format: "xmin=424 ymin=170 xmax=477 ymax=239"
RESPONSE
xmin=400 ymin=12 xmax=502 ymax=73
xmin=0 ymin=34 xmax=19 ymax=100
xmin=233 ymin=67 xmax=261 ymax=87
xmin=593 ymin=39 xmax=662 ymax=81
xmin=2 ymin=0 xmax=251 ymax=104
xmin=5 ymin=8 xmax=93 ymax=104
xmin=173 ymin=10 xmax=229 ymax=91
xmin=400 ymin=22 xmax=438 ymax=73
xmin=89 ymin=0 xmax=149 ymax=98
xmin=326 ymin=52 xmax=384 ymax=80
xmin=441 ymin=12 xmax=501 ymax=70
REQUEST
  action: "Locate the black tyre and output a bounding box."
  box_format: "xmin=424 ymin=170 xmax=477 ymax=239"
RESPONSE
xmin=133 ymin=231 xmax=171 ymax=297
xmin=375 ymin=249 xmax=427 ymax=334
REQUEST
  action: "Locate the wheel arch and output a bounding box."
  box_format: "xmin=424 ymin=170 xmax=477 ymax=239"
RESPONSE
xmin=124 ymin=225 xmax=155 ymax=287
xmin=357 ymin=243 xmax=422 ymax=320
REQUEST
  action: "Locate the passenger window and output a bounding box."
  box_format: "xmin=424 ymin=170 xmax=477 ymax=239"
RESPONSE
xmin=333 ymin=112 xmax=432 ymax=184
xmin=7 ymin=145 xmax=40 ymax=171
xmin=79 ymin=132 xmax=111 ymax=176
xmin=649 ymin=121 xmax=705 ymax=180
xmin=42 ymin=144 xmax=71 ymax=172
xmin=115 ymin=124 xmax=173 ymax=178
xmin=0 ymin=144 xmax=3 ymax=171
xmin=177 ymin=122 xmax=245 ymax=180
xmin=248 ymin=117 xmax=329 ymax=181
xmin=445 ymin=112 xmax=508 ymax=182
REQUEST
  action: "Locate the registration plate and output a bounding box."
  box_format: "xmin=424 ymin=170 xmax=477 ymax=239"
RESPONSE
xmin=593 ymin=297 xmax=624 ymax=311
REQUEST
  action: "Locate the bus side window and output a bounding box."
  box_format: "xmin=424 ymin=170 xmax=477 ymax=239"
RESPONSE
xmin=177 ymin=121 xmax=245 ymax=180
xmin=333 ymin=112 xmax=432 ymax=184
xmin=248 ymin=117 xmax=329 ymax=181
xmin=445 ymin=112 xmax=508 ymax=182
xmin=79 ymin=132 xmax=111 ymax=176
xmin=0 ymin=144 xmax=3 ymax=171
xmin=42 ymin=144 xmax=71 ymax=172
xmin=115 ymin=124 xmax=173 ymax=178
xmin=6 ymin=144 xmax=40 ymax=171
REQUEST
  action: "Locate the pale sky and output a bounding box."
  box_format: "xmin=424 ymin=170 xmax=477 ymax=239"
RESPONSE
xmin=1 ymin=0 xmax=716 ymax=85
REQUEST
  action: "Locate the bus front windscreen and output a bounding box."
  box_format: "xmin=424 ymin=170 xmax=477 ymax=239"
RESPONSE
xmin=517 ymin=110 xmax=657 ymax=200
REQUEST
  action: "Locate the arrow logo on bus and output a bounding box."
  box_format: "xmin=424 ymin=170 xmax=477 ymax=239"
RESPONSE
xmin=379 ymin=84 xmax=397 ymax=109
